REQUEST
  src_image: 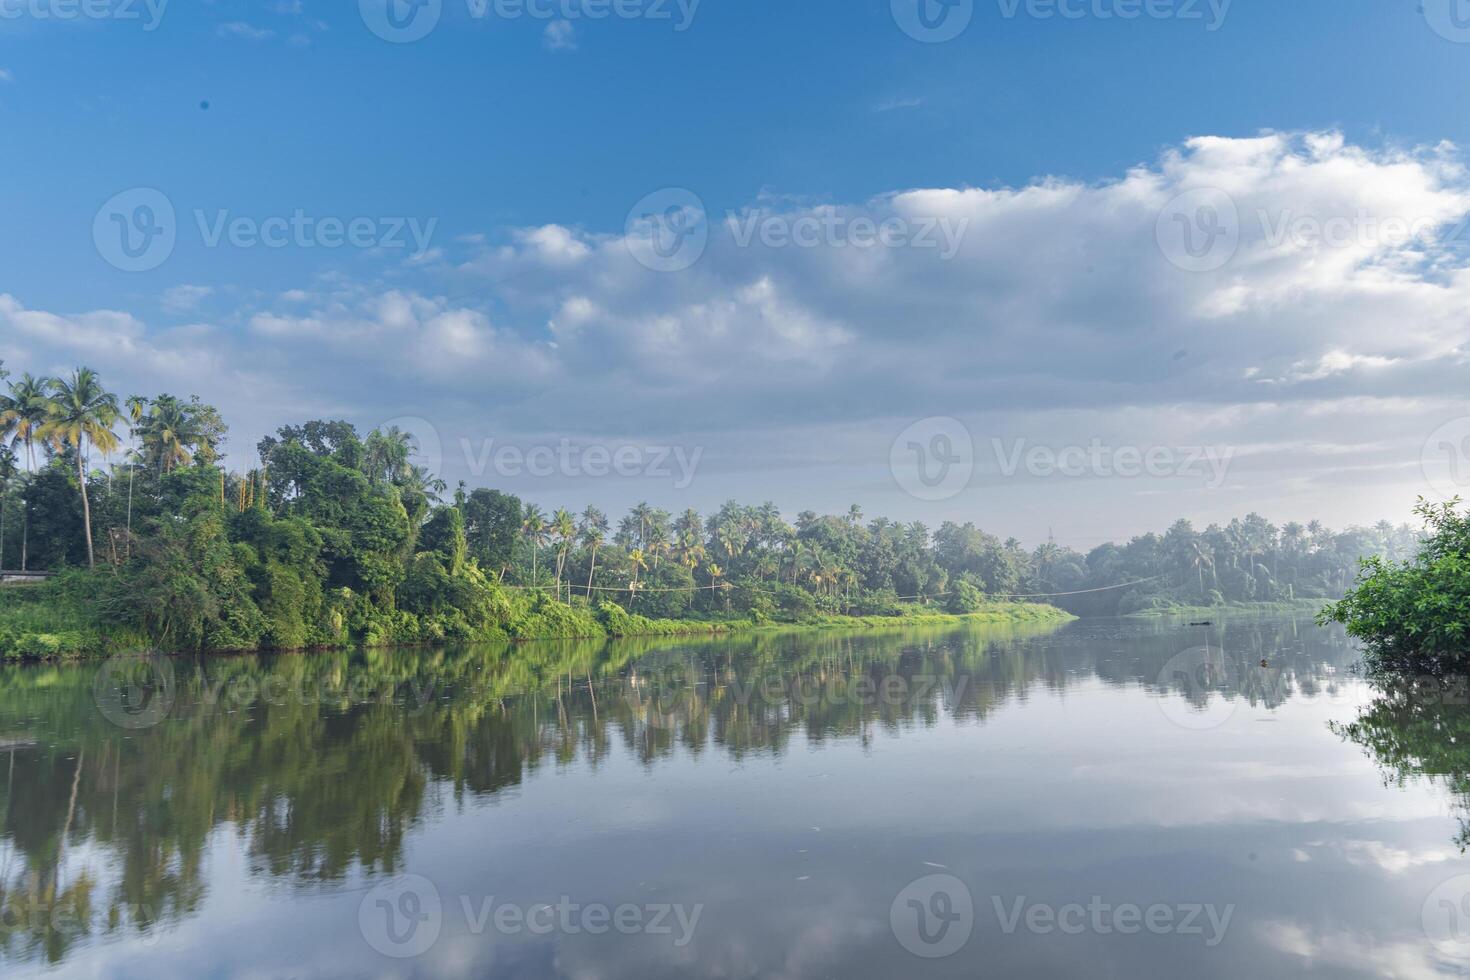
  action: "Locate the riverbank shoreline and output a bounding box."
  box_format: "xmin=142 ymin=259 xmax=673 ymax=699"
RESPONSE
xmin=0 ymin=581 xmax=1075 ymax=662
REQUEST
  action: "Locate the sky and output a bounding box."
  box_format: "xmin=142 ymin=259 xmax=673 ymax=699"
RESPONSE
xmin=3 ymin=0 xmax=1470 ymax=548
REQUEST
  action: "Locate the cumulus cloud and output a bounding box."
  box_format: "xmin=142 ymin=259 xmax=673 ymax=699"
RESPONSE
xmin=6 ymin=131 xmax=1470 ymax=538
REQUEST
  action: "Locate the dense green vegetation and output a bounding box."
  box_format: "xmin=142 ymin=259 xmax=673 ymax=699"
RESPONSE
xmin=0 ymin=364 xmax=1418 ymax=658
xmin=1321 ymin=498 xmax=1470 ymax=670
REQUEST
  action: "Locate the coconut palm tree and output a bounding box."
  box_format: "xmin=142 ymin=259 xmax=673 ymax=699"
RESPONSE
xmin=364 ymin=426 xmax=413 ymax=484
xmin=628 ymin=548 xmax=648 ymax=608
xmin=0 ymin=376 xmax=45 ymax=570
xmin=551 ymin=507 xmax=577 ymax=598
xmin=521 ymin=505 xmax=546 ymax=587
xmin=579 ymin=506 xmax=608 ymax=599
xmin=39 ymin=368 xmax=121 ymax=569
xmin=1 ymin=373 xmax=49 ymax=473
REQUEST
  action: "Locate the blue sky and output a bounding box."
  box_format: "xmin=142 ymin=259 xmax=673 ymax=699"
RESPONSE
xmin=3 ymin=0 xmax=1470 ymax=546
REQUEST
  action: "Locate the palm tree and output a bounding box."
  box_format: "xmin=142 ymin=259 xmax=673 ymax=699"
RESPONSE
xmin=364 ymin=426 xmax=413 ymax=484
xmin=0 ymin=377 xmax=44 ymax=571
xmin=628 ymin=548 xmax=648 ymax=608
xmin=580 ymin=506 xmax=608 ymax=599
xmin=629 ymin=501 xmax=656 ymax=549
xmin=39 ymin=368 xmax=121 ymax=569
xmin=1 ymin=373 xmax=49 ymax=473
xmin=403 ymin=464 xmax=446 ymax=502
xmin=521 ymin=505 xmax=546 ymax=587
xmin=551 ymin=507 xmax=576 ymax=598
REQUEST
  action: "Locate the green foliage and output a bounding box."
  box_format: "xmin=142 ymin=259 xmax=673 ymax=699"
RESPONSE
xmin=1321 ymin=498 xmax=1470 ymax=670
xmin=0 ymin=368 xmax=1418 ymax=658
xmin=946 ymin=579 xmax=985 ymax=614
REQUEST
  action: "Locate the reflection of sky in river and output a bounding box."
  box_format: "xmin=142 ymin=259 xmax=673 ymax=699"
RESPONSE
xmin=6 ymin=616 xmax=1470 ymax=979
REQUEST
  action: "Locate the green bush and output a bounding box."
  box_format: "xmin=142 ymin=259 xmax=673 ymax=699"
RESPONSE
xmin=1322 ymin=498 xmax=1470 ymax=670
xmin=946 ymin=580 xmax=984 ymax=614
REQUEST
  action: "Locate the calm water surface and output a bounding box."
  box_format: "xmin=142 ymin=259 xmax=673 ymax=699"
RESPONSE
xmin=3 ymin=615 xmax=1470 ymax=978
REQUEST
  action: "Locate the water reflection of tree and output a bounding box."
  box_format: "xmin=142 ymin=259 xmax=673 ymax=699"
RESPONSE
xmin=0 ymin=616 xmax=1352 ymax=966
xmin=1335 ymin=678 xmax=1470 ymax=850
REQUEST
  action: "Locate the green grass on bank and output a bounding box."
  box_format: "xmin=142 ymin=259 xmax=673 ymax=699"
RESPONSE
xmin=0 ymin=577 xmax=124 ymax=660
xmin=1122 ymin=598 xmax=1330 ymax=620
xmin=0 ymin=575 xmax=1074 ymax=661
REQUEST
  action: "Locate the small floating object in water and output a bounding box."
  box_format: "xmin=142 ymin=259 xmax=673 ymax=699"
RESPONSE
xmin=1259 ymin=659 xmax=1270 ymax=668
xmin=1189 ymin=620 xmax=1213 ymax=626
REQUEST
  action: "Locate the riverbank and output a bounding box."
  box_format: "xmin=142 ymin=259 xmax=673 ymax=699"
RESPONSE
xmin=0 ymin=577 xmax=1074 ymax=661
xmin=1122 ymin=598 xmax=1329 ymax=620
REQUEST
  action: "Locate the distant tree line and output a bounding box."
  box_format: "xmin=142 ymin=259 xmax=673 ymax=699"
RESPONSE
xmin=0 ymin=364 xmax=1422 ymax=650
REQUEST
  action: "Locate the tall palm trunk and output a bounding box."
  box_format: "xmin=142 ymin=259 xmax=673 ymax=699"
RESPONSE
xmin=76 ymin=447 xmax=95 ymax=569
xmin=21 ymin=440 xmax=32 ymax=571
xmin=126 ymin=464 xmax=134 ymax=560
xmin=586 ymin=544 xmax=599 ymax=599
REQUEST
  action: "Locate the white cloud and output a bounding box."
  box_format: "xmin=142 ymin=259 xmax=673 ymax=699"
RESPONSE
xmin=161 ymin=284 xmax=214 ymax=314
xmin=543 ymin=20 xmax=577 ymax=51
xmin=6 ymin=132 xmax=1470 ymax=537
xmin=218 ymin=22 xmax=275 ymax=41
